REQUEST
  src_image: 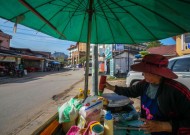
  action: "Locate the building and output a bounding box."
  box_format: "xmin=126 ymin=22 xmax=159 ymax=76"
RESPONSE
xmin=0 ymin=30 xmax=12 ymax=50
xmin=175 ymin=33 xmax=190 ymax=56
xmin=0 ymin=30 xmax=58 ymax=74
xmin=98 ymin=44 xmax=106 ymax=73
xmin=67 ymin=42 xmax=87 ymax=65
xmin=10 ymin=47 xmax=50 ymax=72
xmin=147 ymin=34 xmax=190 ymax=57
xmin=104 ymin=44 xmax=146 ymax=76
xmin=0 ymin=30 xmax=20 ymax=77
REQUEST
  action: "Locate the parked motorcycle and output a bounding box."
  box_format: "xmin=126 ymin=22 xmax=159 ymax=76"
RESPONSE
xmin=17 ymin=69 xmax=24 ymax=78
xmin=9 ymin=69 xmax=24 ymax=78
xmin=0 ymin=70 xmax=6 ymax=77
xmin=0 ymin=68 xmax=7 ymax=77
xmin=9 ymin=69 xmax=16 ymax=78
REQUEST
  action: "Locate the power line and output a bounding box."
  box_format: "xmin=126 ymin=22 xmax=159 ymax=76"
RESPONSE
xmin=1 ymin=28 xmax=53 ymax=38
xmin=0 ymin=24 xmax=35 ymax=32
xmin=11 ymin=40 xmax=68 ymax=53
xmin=10 ymin=37 xmax=70 ymax=45
xmin=1 ymin=28 xmax=75 ymax=45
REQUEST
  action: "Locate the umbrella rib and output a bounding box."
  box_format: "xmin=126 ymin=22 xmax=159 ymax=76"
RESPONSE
xmin=110 ymin=0 xmax=158 ymax=40
xmin=78 ymin=10 xmax=88 ymax=42
xmin=50 ymin=3 xmax=80 ymax=11
xmin=128 ymin=0 xmax=187 ymax=32
xmin=19 ymin=0 xmax=66 ymax=39
xmin=60 ymin=0 xmax=81 ymax=7
xmin=51 ymin=0 xmax=86 ymax=13
xmin=10 ymin=0 xmax=55 ymax=21
xmin=95 ymin=13 xmax=119 ymax=21
xmin=158 ymin=1 xmax=187 ymax=17
xmin=59 ymin=0 xmax=87 ymax=11
xmin=106 ymin=0 xmax=136 ymax=43
xmin=95 ymin=0 xmax=123 ymax=10
xmin=77 ymin=0 xmax=93 ymax=42
xmin=38 ymin=0 xmax=78 ymax=34
xmin=77 ymin=0 xmax=88 ymax=10
xmin=178 ymin=0 xmax=190 ymax=4
xmin=60 ymin=0 xmax=84 ymax=39
xmin=97 ymin=0 xmax=116 ymax=43
xmin=37 ymin=8 xmax=64 ymax=33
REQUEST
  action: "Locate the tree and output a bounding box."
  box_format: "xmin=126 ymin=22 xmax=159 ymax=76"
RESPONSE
xmin=79 ymin=56 xmax=86 ymax=65
xmin=146 ymin=40 xmax=163 ymax=48
xmin=56 ymin=56 xmax=64 ymax=63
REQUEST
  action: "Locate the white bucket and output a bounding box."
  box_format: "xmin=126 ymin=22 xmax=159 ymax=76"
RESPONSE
xmin=24 ymin=70 xmax=27 ymax=75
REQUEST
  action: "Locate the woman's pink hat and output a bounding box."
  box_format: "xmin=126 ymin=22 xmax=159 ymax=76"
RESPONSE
xmin=131 ymin=54 xmax=178 ymax=79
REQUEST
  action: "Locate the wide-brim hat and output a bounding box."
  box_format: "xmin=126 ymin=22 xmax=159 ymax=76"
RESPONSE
xmin=131 ymin=54 xmax=178 ymax=79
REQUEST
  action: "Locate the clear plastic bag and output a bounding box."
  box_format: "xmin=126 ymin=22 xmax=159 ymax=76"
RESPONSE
xmin=58 ymin=98 xmax=82 ymax=123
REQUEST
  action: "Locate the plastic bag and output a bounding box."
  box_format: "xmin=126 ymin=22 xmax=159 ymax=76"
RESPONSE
xmin=58 ymin=98 xmax=82 ymax=123
xmin=66 ymin=125 xmax=80 ymax=135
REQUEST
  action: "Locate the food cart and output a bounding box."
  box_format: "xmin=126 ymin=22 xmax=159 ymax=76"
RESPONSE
xmin=33 ymin=91 xmax=145 ymax=135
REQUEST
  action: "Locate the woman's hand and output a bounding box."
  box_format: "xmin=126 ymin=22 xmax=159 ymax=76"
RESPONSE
xmin=140 ymin=118 xmax=172 ymax=134
xmin=105 ymin=82 xmax=115 ymax=92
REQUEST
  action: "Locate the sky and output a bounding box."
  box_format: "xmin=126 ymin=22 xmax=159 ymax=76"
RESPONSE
xmin=0 ymin=18 xmax=175 ymax=55
xmin=0 ymin=18 xmax=76 ymax=55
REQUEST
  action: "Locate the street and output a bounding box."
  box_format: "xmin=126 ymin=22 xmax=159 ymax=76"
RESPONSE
xmin=0 ymin=69 xmax=84 ymax=135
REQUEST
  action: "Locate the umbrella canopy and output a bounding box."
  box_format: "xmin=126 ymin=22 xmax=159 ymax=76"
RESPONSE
xmin=0 ymin=0 xmax=190 ymax=44
xmin=1 ymin=0 xmax=190 ymax=97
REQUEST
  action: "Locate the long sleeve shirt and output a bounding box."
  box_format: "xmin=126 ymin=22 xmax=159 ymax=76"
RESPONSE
xmin=114 ymin=78 xmax=190 ymax=135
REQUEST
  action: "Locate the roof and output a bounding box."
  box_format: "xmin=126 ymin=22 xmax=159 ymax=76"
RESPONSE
xmin=0 ymin=52 xmax=19 ymax=57
xmin=0 ymin=30 xmax=12 ymax=39
xmin=67 ymin=45 xmax=77 ymax=50
xmin=21 ymin=55 xmax=43 ymax=60
xmin=10 ymin=47 xmax=33 ymax=52
xmin=147 ymin=45 xmax=177 ymax=56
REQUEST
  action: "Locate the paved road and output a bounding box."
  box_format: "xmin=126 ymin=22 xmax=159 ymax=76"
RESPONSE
xmin=0 ymin=69 xmax=84 ymax=135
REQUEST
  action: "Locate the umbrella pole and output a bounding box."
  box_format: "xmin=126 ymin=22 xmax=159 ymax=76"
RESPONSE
xmin=84 ymin=0 xmax=94 ymax=99
xmin=92 ymin=44 xmax=98 ymax=96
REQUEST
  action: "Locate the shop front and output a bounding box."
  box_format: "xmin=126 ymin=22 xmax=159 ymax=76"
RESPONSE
xmin=21 ymin=55 xmax=44 ymax=72
xmin=0 ymin=53 xmax=19 ymax=77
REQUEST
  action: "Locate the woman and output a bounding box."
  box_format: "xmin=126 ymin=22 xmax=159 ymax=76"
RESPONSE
xmin=105 ymin=54 xmax=190 ymax=135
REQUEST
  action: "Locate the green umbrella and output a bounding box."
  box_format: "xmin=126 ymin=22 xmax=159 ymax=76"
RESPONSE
xmin=0 ymin=0 xmax=190 ymax=43
xmin=0 ymin=0 xmax=190 ymax=96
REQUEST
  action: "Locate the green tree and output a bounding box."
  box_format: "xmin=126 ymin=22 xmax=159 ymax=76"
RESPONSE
xmin=56 ymin=56 xmax=64 ymax=63
xmin=79 ymin=56 xmax=86 ymax=65
xmin=146 ymin=40 xmax=163 ymax=48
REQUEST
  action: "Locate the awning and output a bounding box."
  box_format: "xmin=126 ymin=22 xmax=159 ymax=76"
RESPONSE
xmin=51 ymin=61 xmax=60 ymax=65
xmin=0 ymin=53 xmax=18 ymax=62
xmin=21 ymin=55 xmax=43 ymax=60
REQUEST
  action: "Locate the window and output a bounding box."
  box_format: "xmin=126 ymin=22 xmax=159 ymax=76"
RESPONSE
xmin=183 ymin=33 xmax=190 ymax=50
xmin=172 ymin=58 xmax=190 ymax=72
xmin=168 ymin=59 xmax=176 ymax=69
xmin=185 ymin=33 xmax=190 ymax=43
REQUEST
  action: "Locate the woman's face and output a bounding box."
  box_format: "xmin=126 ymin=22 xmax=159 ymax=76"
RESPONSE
xmin=143 ymin=72 xmax=162 ymax=84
